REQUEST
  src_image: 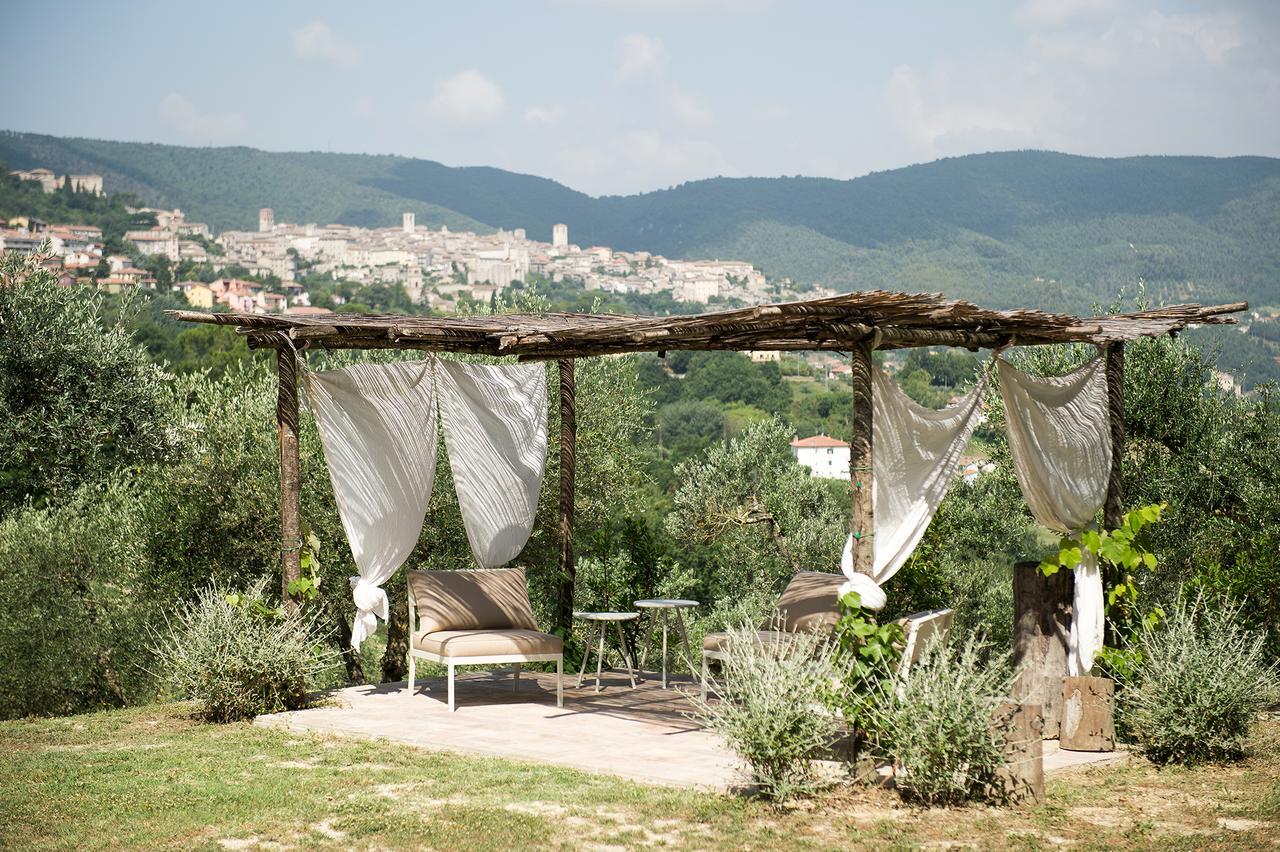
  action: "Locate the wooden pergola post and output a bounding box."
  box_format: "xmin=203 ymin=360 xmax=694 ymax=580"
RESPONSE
xmin=1102 ymin=341 xmax=1125 ymax=647
xmin=1103 ymin=342 xmax=1125 ymax=531
xmin=276 ymin=345 xmax=303 ymax=613
xmin=849 ymin=340 xmax=875 ymax=576
xmin=556 ymin=358 xmax=577 ymax=634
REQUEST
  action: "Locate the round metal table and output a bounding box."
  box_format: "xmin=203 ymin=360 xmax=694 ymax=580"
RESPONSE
xmin=633 ymin=599 xmax=699 ymax=688
xmin=573 ymin=611 xmax=640 ymax=692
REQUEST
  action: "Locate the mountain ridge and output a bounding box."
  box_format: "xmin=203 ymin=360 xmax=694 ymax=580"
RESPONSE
xmin=1 ymin=130 xmax=1276 ymax=312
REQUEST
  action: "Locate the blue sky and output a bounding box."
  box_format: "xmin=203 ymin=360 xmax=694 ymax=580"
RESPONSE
xmin=3 ymin=0 xmax=1277 ymax=196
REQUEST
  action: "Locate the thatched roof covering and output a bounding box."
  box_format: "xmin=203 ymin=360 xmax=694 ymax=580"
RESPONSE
xmin=169 ymin=290 xmax=1246 ymax=359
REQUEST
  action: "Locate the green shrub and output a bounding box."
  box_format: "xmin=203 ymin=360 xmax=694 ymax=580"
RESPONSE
xmin=1117 ymin=596 xmax=1279 ymax=766
xmin=0 ymin=481 xmax=158 ymax=719
xmin=860 ymin=636 xmax=1014 ymax=806
xmin=690 ymin=620 xmax=841 ymax=801
xmin=151 ymin=579 xmax=335 ymax=722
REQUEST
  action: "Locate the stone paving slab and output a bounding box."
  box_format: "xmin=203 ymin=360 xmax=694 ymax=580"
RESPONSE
xmin=255 ymin=669 xmax=1126 ymax=792
xmin=257 ymin=670 xmax=743 ymax=790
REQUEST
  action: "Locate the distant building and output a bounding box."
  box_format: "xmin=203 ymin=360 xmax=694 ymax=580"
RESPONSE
xmin=124 ymin=229 xmax=179 ymax=262
xmin=552 ymin=223 xmax=568 ymax=248
xmin=11 ymin=168 xmax=58 ymax=192
xmin=259 ymin=208 xmax=274 ymax=233
xmin=8 ymin=168 xmax=102 ymax=194
xmin=790 ymin=435 xmax=850 ymax=480
xmin=403 ymin=212 xmax=415 ymax=234
xmin=178 ymin=281 xmax=215 ymax=309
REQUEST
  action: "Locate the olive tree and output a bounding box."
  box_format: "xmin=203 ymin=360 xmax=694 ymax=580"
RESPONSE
xmin=0 ymin=249 xmax=173 ymax=510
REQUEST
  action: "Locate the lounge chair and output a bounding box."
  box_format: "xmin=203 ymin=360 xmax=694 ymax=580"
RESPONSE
xmin=701 ymin=571 xmax=846 ymax=699
xmin=406 ymin=567 xmax=563 ymax=712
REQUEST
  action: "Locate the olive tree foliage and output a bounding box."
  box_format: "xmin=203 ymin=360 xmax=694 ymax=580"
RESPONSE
xmin=0 ymin=248 xmax=174 ymax=510
xmin=665 ymin=417 xmax=848 ymax=617
xmin=0 ymin=481 xmax=155 ymax=718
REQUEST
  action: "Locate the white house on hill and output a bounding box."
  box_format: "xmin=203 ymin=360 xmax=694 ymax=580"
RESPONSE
xmin=790 ymin=434 xmax=850 ymax=479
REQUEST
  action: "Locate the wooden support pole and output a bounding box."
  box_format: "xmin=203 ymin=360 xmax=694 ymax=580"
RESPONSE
xmin=1103 ymin=342 xmax=1125 ymax=531
xmin=276 ymin=346 xmax=302 ymax=613
xmin=849 ymin=340 xmax=875 ymax=576
xmin=556 ymin=359 xmax=577 ymax=634
xmin=1103 ymin=342 xmax=1125 ymax=648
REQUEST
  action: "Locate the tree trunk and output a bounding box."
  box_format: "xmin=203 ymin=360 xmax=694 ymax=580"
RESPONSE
xmin=993 ymin=701 xmax=1045 ymax=804
xmin=1060 ymin=675 xmax=1116 ymax=752
xmin=1012 ymin=560 xmax=1073 ymax=738
xmin=335 ymin=611 xmax=366 ymax=685
xmin=380 ymin=590 xmax=408 ymax=683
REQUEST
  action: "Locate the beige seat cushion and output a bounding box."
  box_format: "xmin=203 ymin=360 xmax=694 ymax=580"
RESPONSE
xmin=408 ymin=568 xmax=538 ymax=634
xmin=771 ymin=571 xmax=845 ymax=633
xmin=703 ymin=629 xmax=802 ymax=654
xmin=415 ymin=629 xmax=563 ymax=658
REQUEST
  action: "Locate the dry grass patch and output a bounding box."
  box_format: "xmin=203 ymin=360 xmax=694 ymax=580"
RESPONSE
xmin=0 ymin=704 xmax=1276 ymax=850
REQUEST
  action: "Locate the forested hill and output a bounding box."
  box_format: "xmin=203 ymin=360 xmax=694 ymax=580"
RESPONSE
xmin=2 ymin=130 xmax=1277 ymax=319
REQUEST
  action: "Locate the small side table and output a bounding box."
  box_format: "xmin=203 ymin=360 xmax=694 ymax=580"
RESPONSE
xmin=573 ymin=611 xmax=640 ymax=692
xmin=634 ymin=599 xmax=699 ymax=688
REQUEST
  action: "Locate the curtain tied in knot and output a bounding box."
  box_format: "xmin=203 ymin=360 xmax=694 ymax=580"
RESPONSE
xmin=349 ymin=576 xmax=389 ymax=649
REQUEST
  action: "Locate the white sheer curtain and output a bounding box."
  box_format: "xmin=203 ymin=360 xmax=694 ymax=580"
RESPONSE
xmin=437 ymin=360 xmax=548 ymax=568
xmin=841 ymin=366 xmax=988 ymax=604
xmin=303 ymin=360 xmax=439 ymax=650
xmin=997 ymin=356 xmax=1111 ymax=675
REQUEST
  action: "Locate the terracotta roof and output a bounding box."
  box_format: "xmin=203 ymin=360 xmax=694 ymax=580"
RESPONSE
xmin=790 ymin=435 xmax=849 ymax=449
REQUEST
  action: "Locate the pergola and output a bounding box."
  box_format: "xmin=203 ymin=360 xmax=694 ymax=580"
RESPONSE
xmin=171 ymin=291 xmax=1246 ymax=634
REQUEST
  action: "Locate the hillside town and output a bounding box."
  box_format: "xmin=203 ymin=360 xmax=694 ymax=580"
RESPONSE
xmin=1 ymin=167 xmax=815 ymax=316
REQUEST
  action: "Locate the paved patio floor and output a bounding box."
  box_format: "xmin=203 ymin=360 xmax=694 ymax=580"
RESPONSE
xmin=255 ymin=668 xmax=1126 ymax=791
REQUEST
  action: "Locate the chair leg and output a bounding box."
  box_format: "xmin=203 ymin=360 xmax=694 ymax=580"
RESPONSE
xmin=447 ymin=662 xmax=456 ymax=712
xmin=513 ymin=662 xmax=521 ymax=691
xmin=556 ymin=657 xmax=563 ymax=707
xmin=406 ymin=653 xmax=416 ymax=695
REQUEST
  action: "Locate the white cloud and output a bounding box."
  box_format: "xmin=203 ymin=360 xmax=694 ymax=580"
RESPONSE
xmin=157 ymin=94 xmax=245 ymax=141
xmin=1017 ymin=0 xmax=1118 ymax=27
xmin=1029 ymin=30 xmax=1120 ymax=69
xmin=1139 ymin=11 xmax=1242 ymax=64
xmin=291 ymin=20 xmax=362 ymax=70
xmin=557 ymin=130 xmax=734 ymax=194
xmin=883 ymin=64 xmax=1056 ymax=159
xmin=352 ymin=96 xmax=376 ymax=119
xmin=524 ymin=104 xmax=564 ymax=124
xmin=617 ymin=33 xmax=666 ymax=78
xmin=668 ymin=88 xmax=712 ymax=127
xmin=426 ymin=70 xmax=505 ymax=125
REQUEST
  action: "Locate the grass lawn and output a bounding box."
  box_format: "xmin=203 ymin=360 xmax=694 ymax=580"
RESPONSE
xmin=1 ymin=704 xmax=1276 ymax=850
